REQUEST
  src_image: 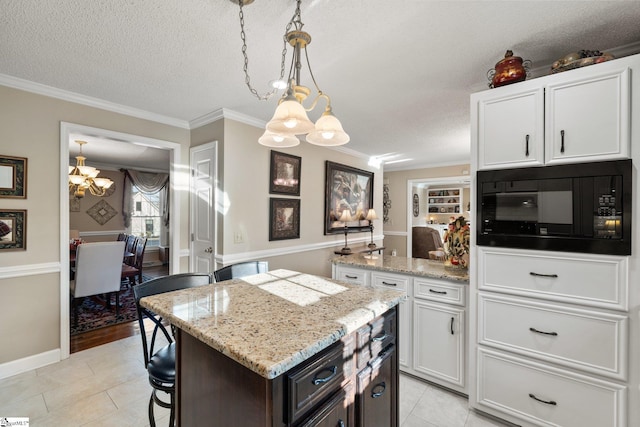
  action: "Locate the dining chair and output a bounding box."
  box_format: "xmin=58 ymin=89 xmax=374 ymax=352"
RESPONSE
xmin=121 ymin=237 xmax=147 ymax=286
xmin=70 ymin=241 xmax=126 ymax=327
xmin=213 ymin=261 xmax=268 ymax=282
xmin=124 ymin=234 xmax=137 ymax=265
xmin=116 ymin=232 xmax=127 ymax=241
xmin=133 ymin=273 xmax=213 ymax=427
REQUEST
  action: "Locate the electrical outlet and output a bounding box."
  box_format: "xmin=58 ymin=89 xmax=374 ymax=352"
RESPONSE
xmin=234 ymin=231 xmax=244 ymax=244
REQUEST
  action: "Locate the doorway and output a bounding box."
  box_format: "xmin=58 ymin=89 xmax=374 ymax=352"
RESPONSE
xmin=59 ymin=122 xmax=182 ymax=359
xmin=406 ymin=176 xmax=470 ymax=258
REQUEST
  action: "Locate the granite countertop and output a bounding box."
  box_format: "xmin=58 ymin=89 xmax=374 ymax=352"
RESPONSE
xmin=139 ymin=269 xmax=405 ymax=379
xmin=331 ymin=254 xmax=469 ymax=283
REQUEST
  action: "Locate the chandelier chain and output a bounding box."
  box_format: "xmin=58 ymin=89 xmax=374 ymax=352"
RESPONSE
xmin=238 ymin=0 xmax=295 ymax=101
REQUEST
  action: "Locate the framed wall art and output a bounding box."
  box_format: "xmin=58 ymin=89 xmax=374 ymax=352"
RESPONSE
xmin=0 ymin=155 xmax=27 ymax=199
xmin=269 ymin=198 xmax=300 ymax=241
xmin=0 ymin=209 xmax=27 ymax=251
xmin=324 ymin=161 xmax=374 ymax=235
xmin=270 ymin=150 xmax=301 ymax=196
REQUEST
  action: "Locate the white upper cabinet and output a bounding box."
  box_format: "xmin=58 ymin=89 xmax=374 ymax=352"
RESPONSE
xmin=473 ymin=62 xmax=631 ymax=170
xmin=477 ymin=86 xmax=544 ymax=169
xmin=545 ymin=68 xmax=630 ymax=164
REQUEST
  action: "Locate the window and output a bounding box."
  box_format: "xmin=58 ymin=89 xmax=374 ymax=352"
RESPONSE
xmin=129 ymin=186 xmax=162 ymax=247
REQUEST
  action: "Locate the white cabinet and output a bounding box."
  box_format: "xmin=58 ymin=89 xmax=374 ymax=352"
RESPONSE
xmin=472 ymin=246 xmax=630 ymax=426
xmin=413 ymin=300 xmax=465 ymax=388
xmin=477 ymin=86 xmax=544 ymax=169
xmin=473 ymin=62 xmax=630 ymax=170
xmin=332 ymin=264 xmax=468 ymax=393
xmin=545 ymin=68 xmax=630 ymax=164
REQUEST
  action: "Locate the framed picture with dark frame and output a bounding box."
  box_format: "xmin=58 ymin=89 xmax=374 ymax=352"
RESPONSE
xmin=269 ymin=198 xmax=300 ymax=241
xmin=324 ymin=161 xmax=374 ymax=235
xmin=0 ymin=209 xmax=27 ymax=251
xmin=270 ymin=150 xmax=301 ymax=196
xmin=0 ymin=155 xmax=27 ymax=199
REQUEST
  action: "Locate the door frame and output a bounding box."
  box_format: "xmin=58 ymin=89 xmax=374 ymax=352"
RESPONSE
xmin=59 ymin=122 xmax=182 ymax=359
xmin=406 ymin=176 xmax=470 ymax=258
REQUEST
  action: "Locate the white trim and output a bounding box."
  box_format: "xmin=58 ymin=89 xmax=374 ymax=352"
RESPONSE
xmin=0 ymin=74 xmax=189 ymax=129
xmin=60 ymin=122 xmax=182 ymax=360
xmin=0 ymin=349 xmax=61 ymax=380
xmin=189 ymin=107 xmax=266 ymax=129
xmin=215 ymin=234 xmax=382 ymax=265
xmin=0 ymin=263 xmax=60 ymax=280
xmin=384 ymin=230 xmax=408 ymax=237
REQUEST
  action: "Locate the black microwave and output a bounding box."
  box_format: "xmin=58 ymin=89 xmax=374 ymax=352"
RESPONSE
xmin=477 ymin=159 xmax=632 ymax=255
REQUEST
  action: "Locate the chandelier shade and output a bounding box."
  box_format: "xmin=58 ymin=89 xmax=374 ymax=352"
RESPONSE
xmin=266 ymin=96 xmax=315 ymax=135
xmin=258 ymin=130 xmax=300 ymax=147
xmin=306 ymin=110 xmax=350 ymax=146
xmin=233 ymin=0 xmax=350 ymax=148
xmin=68 ymin=140 xmax=113 ymax=198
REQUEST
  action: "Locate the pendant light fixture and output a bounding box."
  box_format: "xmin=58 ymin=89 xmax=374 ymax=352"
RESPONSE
xmin=234 ymin=0 xmax=350 ymax=147
xmin=68 ymin=140 xmax=114 ymax=198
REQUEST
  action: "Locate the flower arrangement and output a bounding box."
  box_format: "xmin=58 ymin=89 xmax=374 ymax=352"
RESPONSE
xmin=443 ymin=216 xmax=470 ymax=268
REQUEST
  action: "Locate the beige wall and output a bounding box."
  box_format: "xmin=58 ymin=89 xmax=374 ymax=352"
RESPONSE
xmin=0 ymin=84 xmax=190 ymax=365
xmin=193 ymin=118 xmax=382 ymax=276
xmin=69 ymin=169 xmax=126 ymax=237
xmin=383 ymin=164 xmax=470 ymax=257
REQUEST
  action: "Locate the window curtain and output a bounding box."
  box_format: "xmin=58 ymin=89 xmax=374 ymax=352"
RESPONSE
xmin=121 ymin=169 xmax=169 ymax=227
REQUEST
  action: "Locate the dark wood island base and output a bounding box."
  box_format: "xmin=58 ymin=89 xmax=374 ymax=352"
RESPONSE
xmin=176 ymin=307 xmax=398 ymax=427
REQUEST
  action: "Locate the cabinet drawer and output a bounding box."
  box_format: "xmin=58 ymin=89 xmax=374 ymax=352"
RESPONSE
xmin=287 ymin=341 xmax=349 ymax=424
xmin=414 ymin=277 xmax=465 ymax=306
xmin=479 ymin=293 xmax=627 ymax=380
xmin=334 ymin=266 xmax=369 ymax=286
xmin=479 ymin=247 xmax=628 ymax=310
xmin=298 ymin=385 xmax=353 ymax=427
xmin=477 ymin=348 xmax=626 ymax=427
xmin=371 ymin=272 xmax=410 ymax=291
xmin=356 ymin=309 xmax=396 ymax=369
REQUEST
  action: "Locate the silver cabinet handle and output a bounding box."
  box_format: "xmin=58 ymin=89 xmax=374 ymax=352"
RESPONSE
xmin=312 ymin=365 xmax=337 ymax=385
xmin=372 ymin=330 xmax=388 ymax=342
xmin=371 ymin=382 xmax=386 ymax=398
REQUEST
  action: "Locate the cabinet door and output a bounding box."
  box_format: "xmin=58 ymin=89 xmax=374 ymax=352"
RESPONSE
xmin=398 ymin=298 xmax=410 ymax=370
xmin=413 ymin=300 xmax=465 ymax=388
xmin=356 ymin=346 xmax=397 ymax=427
xmin=545 ymin=67 xmax=630 ymax=164
xmin=477 ymin=87 xmax=544 ymax=169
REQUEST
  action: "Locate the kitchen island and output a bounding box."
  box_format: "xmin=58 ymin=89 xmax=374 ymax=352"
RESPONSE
xmin=140 ymin=269 xmax=405 ymax=426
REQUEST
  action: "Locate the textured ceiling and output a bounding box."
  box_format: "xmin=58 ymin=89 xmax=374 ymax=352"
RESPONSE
xmin=3 ymin=0 xmax=640 ymax=171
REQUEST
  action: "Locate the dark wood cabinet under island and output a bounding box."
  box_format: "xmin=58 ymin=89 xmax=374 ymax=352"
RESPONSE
xmin=140 ymin=269 xmax=405 ymax=426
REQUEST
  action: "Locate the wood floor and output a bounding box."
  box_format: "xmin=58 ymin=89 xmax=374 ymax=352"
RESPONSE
xmin=70 ymin=264 xmax=169 ymax=354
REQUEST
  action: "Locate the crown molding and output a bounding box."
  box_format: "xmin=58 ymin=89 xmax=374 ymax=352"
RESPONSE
xmin=0 ymin=73 xmax=190 ymax=129
xmin=189 ymin=107 xmax=266 ymax=129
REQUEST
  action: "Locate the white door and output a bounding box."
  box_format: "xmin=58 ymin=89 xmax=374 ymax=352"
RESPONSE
xmin=190 ymin=142 xmax=217 ymax=273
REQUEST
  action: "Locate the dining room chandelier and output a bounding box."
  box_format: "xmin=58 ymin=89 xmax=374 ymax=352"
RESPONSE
xmin=68 ymin=140 xmax=113 ymax=198
xmin=233 ymin=0 xmax=350 ymax=148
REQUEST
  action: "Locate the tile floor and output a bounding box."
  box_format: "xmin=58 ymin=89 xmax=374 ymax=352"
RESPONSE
xmin=0 ymin=336 xmax=512 ymax=426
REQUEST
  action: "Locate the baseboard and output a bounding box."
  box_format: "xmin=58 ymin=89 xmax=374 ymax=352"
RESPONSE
xmin=0 ymin=349 xmax=61 ymax=380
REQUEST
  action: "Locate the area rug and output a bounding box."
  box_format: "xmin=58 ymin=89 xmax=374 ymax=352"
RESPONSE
xmin=70 ymin=276 xmax=152 ymax=336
